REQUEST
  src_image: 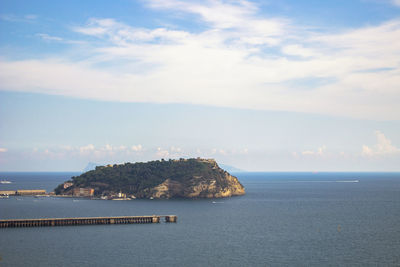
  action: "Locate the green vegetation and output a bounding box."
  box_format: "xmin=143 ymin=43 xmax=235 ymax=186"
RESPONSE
xmin=54 ymin=158 xmax=235 ymax=197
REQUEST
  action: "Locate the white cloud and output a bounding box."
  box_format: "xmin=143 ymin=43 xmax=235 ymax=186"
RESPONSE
xmin=147 ymin=0 xmax=285 ymax=45
xmin=104 ymin=144 xmax=113 ymax=151
xmin=36 ymin=33 xmax=86 ymax=45
xmin=131 ymin=144 xmax=143 ymax=152
xmin=60 ymin=145 xmax=73 ymax=151
xmin=281 ymin=45 xmax=317 ymax=58
xmin=362 ymin=145 xmax=373 ymax=157
xmin=115 ymin=145 xmax=127 ymax=151
xmin=0 ymin=148 xmax=8 ymax=152
xmin=30 ymin=143 xmax=144 ymax=160
xmin=0 ymin=14 xmax=37 ymax=22
xmin=84 ymin=144 xmax=129 ymax=156
xmin=79 ymin=144 xmax=95 ymax=154
xmin=73 ymin=18 xmax=190 ymax=45
xmin=156 ymin=147 xmax=169 ymax=158
xmin=170 ymin=146 xmax=182 ymax=153
xmin=392 ymin=0 xmax=400 ymax=7
xmin=218 ymin=149 xmax=227 ymax=155
xmin=302 ymin=145 xmax=326 ymax=156
xmin=0 ymin=1 xmax=400 ymax=120
xmin=36 ymin=33 xmax=63 ymax=42
xmin=208 ymin=148 xmax=248 ymax=156
xmin=362 ymin=131 xmax=400 ymax=157
xmin=155 ymin=146 xmax=185 ymax=158
xmin=73 ymin=19 xmax=111 ymax=36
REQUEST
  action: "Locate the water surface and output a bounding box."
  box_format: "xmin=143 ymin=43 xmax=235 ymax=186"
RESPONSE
xmin=0 ymin=172 xmax=399 ymax=266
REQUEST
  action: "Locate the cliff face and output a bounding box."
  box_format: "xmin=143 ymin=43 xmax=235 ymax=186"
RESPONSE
xmin=55 ymin=158 xmax=245 ymax=199
xmin=148 ymin=171 xmax=245 ymax=199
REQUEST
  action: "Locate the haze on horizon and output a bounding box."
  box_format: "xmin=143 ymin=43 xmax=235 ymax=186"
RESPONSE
xmin=0 ymin=0 xmax=399 ymax=172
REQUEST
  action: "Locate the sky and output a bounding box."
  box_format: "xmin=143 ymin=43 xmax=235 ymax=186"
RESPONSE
xmin=0 ymin=0 xmax=399 ymax=171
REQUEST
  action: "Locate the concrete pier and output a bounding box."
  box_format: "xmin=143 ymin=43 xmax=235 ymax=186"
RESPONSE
xmin=0 ymin=215 xmax=177 ymax=228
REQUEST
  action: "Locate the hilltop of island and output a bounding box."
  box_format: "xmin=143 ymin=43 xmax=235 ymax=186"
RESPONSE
xmin=54 ymin=158 xmax=245 ymax=199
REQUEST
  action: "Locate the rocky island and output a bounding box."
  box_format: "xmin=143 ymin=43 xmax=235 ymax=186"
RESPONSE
xmin=55 ymin=158 xmax=245 ymax=199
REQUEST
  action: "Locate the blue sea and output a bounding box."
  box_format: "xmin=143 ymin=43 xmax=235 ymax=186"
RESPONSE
xmin=0 ymin=172 xmax=399 ymax=266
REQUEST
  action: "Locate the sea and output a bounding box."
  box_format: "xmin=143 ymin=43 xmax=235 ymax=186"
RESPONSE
xmin=0 ymin=172 xmax=399 ymax=266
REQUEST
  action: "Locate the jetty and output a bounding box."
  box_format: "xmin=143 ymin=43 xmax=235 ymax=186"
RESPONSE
xmin=0 ymin=215 xmax=177 ymax=228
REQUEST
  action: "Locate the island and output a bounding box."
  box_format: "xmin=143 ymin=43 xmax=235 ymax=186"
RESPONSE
xmin=54 ymin=158 xmax=245 ymax=199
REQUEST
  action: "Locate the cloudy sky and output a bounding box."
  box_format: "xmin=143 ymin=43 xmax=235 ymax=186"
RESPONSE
xmin=0 ymin=0 xmax=399 ymax=171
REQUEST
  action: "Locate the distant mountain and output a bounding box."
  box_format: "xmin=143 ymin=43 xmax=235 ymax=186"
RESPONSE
xmin=219 ymin=163 xmax=245 ymax=172
xmin=83 ymin=162 xmax=99 ymax=172
xmin=56 ymin=158 xmax=245 ymax=199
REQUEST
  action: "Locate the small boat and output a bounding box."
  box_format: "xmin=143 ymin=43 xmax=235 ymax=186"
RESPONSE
xmin=0 ymin=180 xmax=12 ymax=184
xmin=112 ymin=198 xmax=131 ymax=201
xmin=0 ymin=194 xmax=9 ymax=199
xmin=34 ymin=195 xmax=48 ymax=198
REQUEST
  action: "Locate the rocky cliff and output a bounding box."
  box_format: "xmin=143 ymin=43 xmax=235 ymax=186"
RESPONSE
xmin=55 ymin=158 xmax=245 ymax=199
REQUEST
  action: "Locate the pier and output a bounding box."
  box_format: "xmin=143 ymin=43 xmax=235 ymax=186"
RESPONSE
xmin=0 ymin=215 xmax=177 ymax=228
xmin=0 ymin=189 xmax=47 ymax=196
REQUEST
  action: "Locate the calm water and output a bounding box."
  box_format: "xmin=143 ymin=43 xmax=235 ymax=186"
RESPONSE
xmin=0 ymin=172 xmax=399 ymax=266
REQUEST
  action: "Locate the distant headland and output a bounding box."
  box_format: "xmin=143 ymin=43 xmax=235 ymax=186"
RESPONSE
xmin=55 ymin=158 xmax=245 ymax=199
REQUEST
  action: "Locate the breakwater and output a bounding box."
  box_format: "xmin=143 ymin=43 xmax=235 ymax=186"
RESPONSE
xmin=0 ymin=215 xmax=177 ymax=228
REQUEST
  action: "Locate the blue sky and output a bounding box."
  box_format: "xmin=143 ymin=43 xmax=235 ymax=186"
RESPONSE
xmin=0 ymin=0 xmax=399 ymax=171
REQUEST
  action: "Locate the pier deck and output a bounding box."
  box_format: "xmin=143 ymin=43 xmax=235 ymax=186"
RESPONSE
xmin=0 ymin=215 xmax=177 ymax=228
